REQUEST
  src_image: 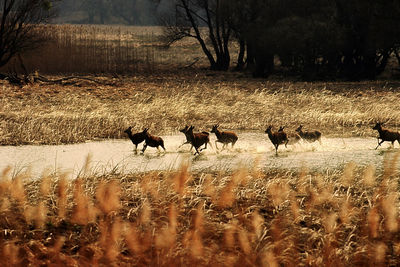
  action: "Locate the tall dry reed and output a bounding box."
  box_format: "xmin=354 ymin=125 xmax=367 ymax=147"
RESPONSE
xmin=1 ymin=74 xmax=400 ymax=146
xmin=1 ymin=25 xmax=211 ymax=74
xmin=1 ymin=151 xmax=399 ymax=265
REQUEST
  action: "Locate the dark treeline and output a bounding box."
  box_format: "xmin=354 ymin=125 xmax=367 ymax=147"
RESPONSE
xmin=162 ymin=0 xmax=400 ymax=80
xmin=54 ymin=0 xmax=400 ymax=80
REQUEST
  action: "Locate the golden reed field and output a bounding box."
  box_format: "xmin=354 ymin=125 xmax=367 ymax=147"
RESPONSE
xmin=1 ymin=25 xmax=400 ymax=266
xmin=1 ymin=72 xmax=400 ymax=145
xmin=1 ymin=71 xmax=400 ymax=266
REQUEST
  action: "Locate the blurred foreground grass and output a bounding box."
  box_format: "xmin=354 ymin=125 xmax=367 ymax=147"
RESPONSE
xmin=0 ymin=152 xmax=400 ymax=265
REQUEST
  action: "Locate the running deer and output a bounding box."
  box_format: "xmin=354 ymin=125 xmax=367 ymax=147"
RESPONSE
xmin=265 ymin=125 xmax=289 ymax=155
xmin=279 ymin=126 xmax=301 ymax=145
xmin=142 ymin=129 xmax=166 ymax=153
xmin=124 ymin=126 xmax=147 ymax=151
xmin=179 ymin=125 xmax=209 ymax=151
xmin=295 ymin=125 xmax=322 ymax=144
xmin=179 ymin=125 xmax=192 ymax=150
xmin=185 ymin=125 xmax=212 ymax=155
xmin=372 ymin=122 xmax=400 ymax=149
xmin=210 ymin=124 xmax=238 ymax=150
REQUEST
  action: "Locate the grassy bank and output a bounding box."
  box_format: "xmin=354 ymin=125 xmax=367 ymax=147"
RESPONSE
xmin=1 ymin=72 xmax=400 ymax=145
xmin=0 ymin=153 xmax=400 ymax=266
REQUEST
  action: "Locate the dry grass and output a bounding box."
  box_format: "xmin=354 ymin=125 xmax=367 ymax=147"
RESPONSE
xmin=1 ymin=25 xmax=213 ymax=74
xmin=0 ymin=152 xmax=400 ymax=266
xmin=1 ymin=72 xmax=400 ymax=145
xmin=2 ymin=23 xmax=400 ymax=266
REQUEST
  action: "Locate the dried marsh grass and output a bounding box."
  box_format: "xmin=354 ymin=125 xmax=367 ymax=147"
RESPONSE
xmin=1 ymin=74 xmax=400 ymax=145
xmin=0 ymin=153 xmax=400 ymax=266
xmin=1 ymin=25 xmax=212 ymax=74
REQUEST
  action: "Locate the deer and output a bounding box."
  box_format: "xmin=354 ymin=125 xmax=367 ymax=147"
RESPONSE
xmin=185 ymin=125 xmax=213 ymax=155
xmin=279 ymin=126 xmax=301 ymax=145
xmin=124 ymin=126 xmax=147 ymax=151
xmin=210 ymin=124 xmax=238 ymax=150
xmin=265 ymin=125 xmax=289 ymax=155
xmin=295 ymin=125 xmax=322 ymax=144
xmin=178 ymin=125 xmax=209 ymax=151
xmin=372 ymin=122 xmax=400 ymax=149
xmin=141 ymin=129 xmax=166 ymax=153
xmin=179 ymin=125 xmax=193 ymax=150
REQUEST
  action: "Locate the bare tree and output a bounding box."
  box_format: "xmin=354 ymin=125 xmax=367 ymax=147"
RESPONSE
xmin=161 ymin=0 xmax=231 ymax=71
xmin=0 ymin=0 xmax=57 ymax=68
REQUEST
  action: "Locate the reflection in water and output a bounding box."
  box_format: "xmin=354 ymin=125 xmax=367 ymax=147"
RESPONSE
xmin=0 ymin=132 xmax=399 ymax=178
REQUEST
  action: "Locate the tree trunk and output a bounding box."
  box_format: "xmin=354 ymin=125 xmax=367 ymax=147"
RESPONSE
xmin=180 ymin=0 xmax=217 ymax=69
xmin=235 ymin=39 xmax=245 ymax=71
xmin=246 ymin=42 xmax=256 ymax=71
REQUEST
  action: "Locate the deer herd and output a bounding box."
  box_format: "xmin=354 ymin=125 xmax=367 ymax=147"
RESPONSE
xmin=124 ymin=122 xmax=400 ymax=155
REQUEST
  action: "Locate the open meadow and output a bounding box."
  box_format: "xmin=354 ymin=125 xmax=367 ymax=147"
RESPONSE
xmin=1 ymin=24 xmax=400 ymax=266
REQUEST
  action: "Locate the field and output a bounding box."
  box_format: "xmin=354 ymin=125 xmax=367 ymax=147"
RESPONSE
xmin=1 ymin=152 xmax=400 ymax=266
xmin=1 ymin=25 xmax=400 ymax=266
xmin=1 ymin=72 xmax=400 ymax=145
xmin=2 ymin=72 xmax=400 ymax=266
xmin=1 ymin=25 xmax=213 ymax=74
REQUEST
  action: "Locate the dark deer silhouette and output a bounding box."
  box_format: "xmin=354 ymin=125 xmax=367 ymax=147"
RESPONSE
xmin=372 ymin=122 xmax=400 ymax=149
xmin=210 ymin=124 xmax=238 ymax=150
xmin=295 ymin=125 xmax=322 ymax=144
xmin=179 ymin=125 xmax=211 ymax=151
xmin=265 ymin=125 xmax=288 ymax=155
xmin=124 ymin=126 xmax=147 ymax=151
xmin=179 ymin=125 xmax=193 ymax=150
xmin=185 ymin=125 xmax=213 ymax=155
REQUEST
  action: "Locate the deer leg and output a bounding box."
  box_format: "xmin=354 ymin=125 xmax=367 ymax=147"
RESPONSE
xmin=232 ymin=140 xmax=237 ymax=148
xmin=133 ymin=144 xmax=139 ymax=155
xmin=194 ymin=146 xmax=200 ymax=155
xmin=200 ymin=142 xmax=207 ymax=151
xmin=142 ymin=143 xmax=147 ymax=153
xmin=215 ymin=140 xmax=219 ymax=150
xmin=375 ymin=140 xmax=384 ymax=150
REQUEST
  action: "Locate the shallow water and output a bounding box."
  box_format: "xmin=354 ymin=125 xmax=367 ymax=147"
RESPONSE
xmin=0 ymin=132 xmax=399 ymax=178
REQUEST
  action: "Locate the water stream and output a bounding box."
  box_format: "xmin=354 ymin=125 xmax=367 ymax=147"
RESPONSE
xmin=0 ymin=132 xmax=398 ymax=178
